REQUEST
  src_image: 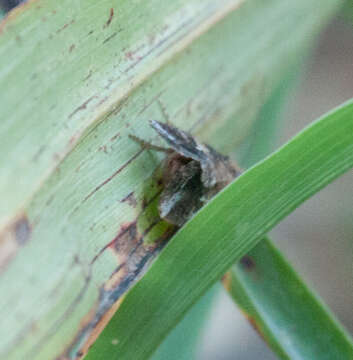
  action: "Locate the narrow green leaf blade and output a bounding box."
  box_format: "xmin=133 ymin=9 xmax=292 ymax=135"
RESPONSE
xmin=151 ymin=285 xmax=218 ymax=360
xmin=150 ymin=64 xmax=303 ymax=360
xmin=86 ymin=100 xmax=353 ymax=359
xmin=227 ymin=238 xmax=353 ymax=359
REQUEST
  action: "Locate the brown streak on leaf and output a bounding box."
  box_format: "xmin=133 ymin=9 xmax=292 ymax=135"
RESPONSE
xmin=68 ymin=95 xmax=98 ymax=119
xmin=135 ymin=90 xmax=165 ymax=117
xmin=32 ymin=145 xmax=46 ymax=162
xmin=68 ymin=134 xmax=78 ymax=146
xmin=109 ymin=132 xmax=120 ymax=142
xmin=243 ymin=312 xmax=266 ymax=342
xmin=83 ymin=70 xmax=93 ymax=82
xmin=82 ymin=149 xmax=143 ymax=204
xmin=89 ymin=221 xmax=137 ymax=266
xmin=110 ymin=221 xmax=138 ymax=254
xmin=221 ymin=271 xmax=232 ymax=292
xmin=56 ymin=19 xmax=75 ymax=34
xmin=98 ymin=144 xmax=108 ymax=154
xmin=45 ymin=194 xmax=55 ymax=207
xmin=96 ymin=96 xmax=109 ymax=106
xmin=103 ymin=8 xmax=114 ymax=28
xmin=120 ymin=15 xmax=193 ymax=75
xmin=120 ymin=192 xmax=137 ymax=207
xmin=102 ymin=32 xmax=117 ymax=44
xmin=74 ymin=296 xmax=125 ymax=359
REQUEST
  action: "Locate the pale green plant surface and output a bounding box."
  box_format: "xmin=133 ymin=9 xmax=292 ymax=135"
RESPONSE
xmin=0 ymin=0 xmax=244 ymax=228
xmin=0 ymin=0 xmax=345 ymax=359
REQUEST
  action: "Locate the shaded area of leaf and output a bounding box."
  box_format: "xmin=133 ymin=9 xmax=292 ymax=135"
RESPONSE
xmin=152 ymin=285 xmax=218 ymax=360
xmin=226 ymin=70 xmax=353 ymax=358
xmin=0 ymin=0 xmax=24 ymax=13
xmin=227 ymin=238 xmax=353 ymax=359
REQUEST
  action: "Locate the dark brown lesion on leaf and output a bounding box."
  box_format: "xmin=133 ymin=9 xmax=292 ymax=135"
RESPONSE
xmin=103 ymin=8 xmax=114 ymax=28
xmin=68 ymin=95 xmax=98 ymax=119
xmin=82 ymin=149 xmax=144 ymax=204
xmin=0 ymin=214 xmax=31 ymax=273
xmin=14 ymin=216 xmax=31 ymax=245
xmin=239 ymin=255 xmax=256 ymax=271
xmin=102 ymin=32 xmax=118 ymax=45
xmin=119 ymin=191 xmax=137 ymax=207
xmin=68 ymin=180 xmax=176 ymax=358
xmin=55 ymin=19 xmax=75 ymax=34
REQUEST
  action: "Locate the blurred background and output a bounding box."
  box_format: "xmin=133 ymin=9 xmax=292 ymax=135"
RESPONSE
xmin=198 ymin=14 xmax=353 ymax=360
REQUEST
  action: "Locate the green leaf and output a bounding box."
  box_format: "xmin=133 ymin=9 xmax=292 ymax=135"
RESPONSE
xmin=341 ymin=1 xmax=353 ymax=25
xmin=86 ymin=99 xmax=353 ymax=360
xmin=0 ymin=0 xmax=342 ymax=358
xmin=0 ymin=0 xmax=249 ymax=227
xmin=0 ymin=0 xmax=340 ymax=228
xmin=151 ymin=63 xmax=302 ymax=360
xmin=151 ymin=285 xmax=218 ymax=360
xmin=227 ymin=238 xmax=353 ymax=359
